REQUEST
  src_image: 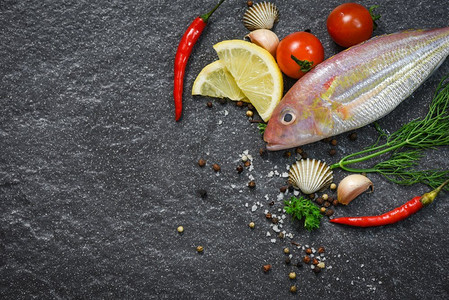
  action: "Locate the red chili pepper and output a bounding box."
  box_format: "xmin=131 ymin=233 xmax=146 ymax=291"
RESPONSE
xmin=173 ymin=0 xmax=225 ymax=121
xmin=330 ymin=180 xmax=449 ymax=227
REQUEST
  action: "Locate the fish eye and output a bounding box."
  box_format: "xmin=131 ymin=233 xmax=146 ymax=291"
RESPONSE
xmin=281 ymin=111 xmax=296 ymax=125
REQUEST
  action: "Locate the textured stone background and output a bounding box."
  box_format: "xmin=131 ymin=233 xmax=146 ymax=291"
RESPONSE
xmin=1 ymin=0 xmax=449 ymax=299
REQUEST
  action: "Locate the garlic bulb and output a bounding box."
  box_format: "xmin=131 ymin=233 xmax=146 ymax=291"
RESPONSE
xmin=244 ymin=29 xmax=279 ymax=57
xmin=337 ymin=174 xmax=373 ymax=205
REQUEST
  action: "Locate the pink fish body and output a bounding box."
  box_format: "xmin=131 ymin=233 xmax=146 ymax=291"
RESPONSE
xmin=264 ymin=28 xmax=449 ymax=151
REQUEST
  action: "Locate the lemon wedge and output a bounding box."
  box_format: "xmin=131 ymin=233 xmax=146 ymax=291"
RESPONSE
xmin=192 ymin=60 xmax=247 ymax=101
xmin=213 ymin=40 xmax=283 ymax=121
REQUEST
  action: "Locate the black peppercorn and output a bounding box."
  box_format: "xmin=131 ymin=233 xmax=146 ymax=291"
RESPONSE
xmin=325 ymin=209 xmax=334 ymax=217
xmin=198 ymin=159 xmax=206 ymax=167
xmin=248 ymin=180 xmax=256 ymax=188
xmin=280 ymin=185 xmax=288 ymax=193
xmin=236 ymin=165 xmax=243 ymax=173
xmin=316 ymin=197 xmax=324 ymax=205
xmin=212 ymin=163 xmax=221 ymax=172
xmin=329 ymin=149 xmax=337 ymax=156
xmin=198 ymin=189 xmax=207 ymax=198
xmin=349 ymin=132 xmax=358 ymax=141
xmin=263 ymin=264 xmax=271 ymax=272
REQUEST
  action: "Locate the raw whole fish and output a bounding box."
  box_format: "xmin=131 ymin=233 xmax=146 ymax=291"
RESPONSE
xmin=264 ymin=28 xmax=449 ymax=151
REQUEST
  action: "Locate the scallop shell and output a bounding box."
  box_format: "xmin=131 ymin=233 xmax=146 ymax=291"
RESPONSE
xmin=288 ymin=158 xmax=333 ymax=194
xmin=243 ymin=2 xmax=279 ymax=31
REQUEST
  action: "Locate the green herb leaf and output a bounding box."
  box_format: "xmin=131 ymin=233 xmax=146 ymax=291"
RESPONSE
xmin=284 ymin=196 xmax=323 ymax=231
xmin=369 ymin=5 xmax=381 ymax=30
xmin=331 ymin=74 xmax=449 ymax=190
xmin=258 ymin=123 xmax=267 ymax=134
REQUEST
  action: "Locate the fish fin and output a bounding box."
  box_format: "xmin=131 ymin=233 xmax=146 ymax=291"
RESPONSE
xmin=311 ymin=105 xmax=334 ymax=136
xmin=323 ymin=76 xmax=336 ymax=90
xmin=331 ymin=102 xmax=353 ymax=121
xmin=320 ymin=76 xmax=337 ymax=100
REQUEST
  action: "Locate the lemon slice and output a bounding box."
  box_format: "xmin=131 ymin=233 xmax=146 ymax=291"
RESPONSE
xmin=213 ymin=40 xmax=283 ymax=121
xmin=192 ymin=60 xmax=247 ymax=101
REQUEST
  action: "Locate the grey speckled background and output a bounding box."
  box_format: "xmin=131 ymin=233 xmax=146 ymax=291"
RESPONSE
xmin=1 ymin=0 xmax=449 ymax=299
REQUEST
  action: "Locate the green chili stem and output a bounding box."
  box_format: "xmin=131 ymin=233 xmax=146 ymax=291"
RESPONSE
xmin=200 ymin=0 xmax=225 ymax=22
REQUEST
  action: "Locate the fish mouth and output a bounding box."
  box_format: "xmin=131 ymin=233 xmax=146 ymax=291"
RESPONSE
xmin=265 ymin=142 xmax=291 ymax=151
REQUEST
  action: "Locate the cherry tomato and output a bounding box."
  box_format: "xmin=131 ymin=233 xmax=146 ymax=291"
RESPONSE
xmin=327 ymin=3 xmax=373 ymax=48
xmin=276 ymin=32 xmax=324 ymax=79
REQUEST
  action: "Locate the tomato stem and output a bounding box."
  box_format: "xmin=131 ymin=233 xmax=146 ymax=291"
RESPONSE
xmin=290 ymin=55 xmax=313 ymax=73
xmin=369 ymin=5 xmax=381 ymax=30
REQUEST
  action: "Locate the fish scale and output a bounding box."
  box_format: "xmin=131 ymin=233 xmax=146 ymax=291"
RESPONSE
xmin=264 ymin=28 xmax=449 ymax=150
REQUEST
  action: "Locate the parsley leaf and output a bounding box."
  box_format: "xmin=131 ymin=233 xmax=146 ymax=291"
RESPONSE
xmin=258 ymin=123 xmax=267 ymax=134
xmin=284 ymin=196 xmax=323 ymax=231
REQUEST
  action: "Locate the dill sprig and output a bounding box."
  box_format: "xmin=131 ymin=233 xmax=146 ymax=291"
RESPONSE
xmin=284 ymin=196 xmax=323 ymax=231
xmin=330 ymin=75 xmax=449 ymax=189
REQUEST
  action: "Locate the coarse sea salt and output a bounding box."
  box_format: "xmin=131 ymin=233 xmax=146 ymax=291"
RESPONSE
xmin=267 ymin=171 xmax=274 ymax=177
xmin=270 ymin=239 xmax=276 ymax=243
xmin=251 ymin=205 xmax=257 ymax=212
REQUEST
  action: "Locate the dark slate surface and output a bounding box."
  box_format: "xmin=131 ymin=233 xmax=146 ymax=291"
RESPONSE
xmin=1 ymin=0 xmax=449 ymax=299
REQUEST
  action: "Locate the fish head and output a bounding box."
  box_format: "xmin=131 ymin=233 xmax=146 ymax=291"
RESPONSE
xmin=264 ymin=96 xmax=333 ymax=151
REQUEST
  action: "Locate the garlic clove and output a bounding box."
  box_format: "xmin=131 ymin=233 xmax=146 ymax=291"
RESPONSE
xmin=337 ymin=174 xmax=373 ymax=205
xmin=244 ymin=29 xmax=279 ymax=57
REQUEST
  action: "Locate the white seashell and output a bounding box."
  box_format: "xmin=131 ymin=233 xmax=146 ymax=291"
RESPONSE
xmin=288 ymin=158 xmax=333 ymax=194
xmin=243 ymin=2 xmax=279 ymax=31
